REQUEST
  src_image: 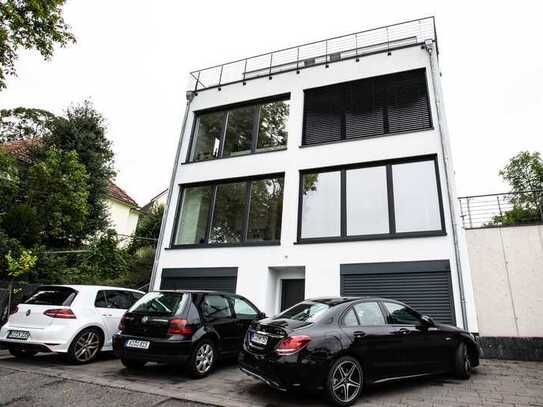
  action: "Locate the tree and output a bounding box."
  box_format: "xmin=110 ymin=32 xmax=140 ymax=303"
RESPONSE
xmin=0 ymin=0 xmax=75 ymax=90
xmin=45 ymin=100 xmax=115 ymax=237
xmin=0 ymin=107 xmax=56 ymax=142
xmin=490 ymin=151 xmax=543 ymax=226
xmin=0 ymin=148 xmax=19 ymax=214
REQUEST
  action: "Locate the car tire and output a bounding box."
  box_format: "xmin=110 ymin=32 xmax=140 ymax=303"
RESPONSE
xmin=188 ymin=339 xmax=216 ymax=379
xmin=453 ymin=341 xmax=471 ymax=380
xmin=326 ymin=356 xmax=363 ymax=406
xmin=8 ymin=347 xmax=38 ymax=358
xmin=67 ymin=327 xmax=103 ymax=365
xmin=121 ymin=358 xmax=146 ymax=370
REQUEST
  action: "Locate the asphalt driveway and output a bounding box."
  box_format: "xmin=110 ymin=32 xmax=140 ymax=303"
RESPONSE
xmin=1 ymin=350 xmax=542 ymax=406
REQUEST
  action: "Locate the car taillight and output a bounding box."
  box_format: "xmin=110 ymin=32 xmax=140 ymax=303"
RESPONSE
xmin=9 ymin=305 xmax=18 ymax=315
xmin=276 ymin=335 xmax=311 ymax=355
xmin=118 ymin=315 xmax=127 ymax=331
xmin=43 ymin=308 xmax=76 ymax=319
xmin=167 ymin=319 xmax=192 ymax=335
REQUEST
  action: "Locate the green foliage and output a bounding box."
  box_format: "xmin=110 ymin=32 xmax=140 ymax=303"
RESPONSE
xmin=0 ymin=0 xmax=75 ymax=90
xmin=0 ymin=107 xmax=56 ymax=142
xmin=0 ymin=148 xmax=19 ymax=213
xmin=488 ymin=151 xmax=543 ymax=226
xmin=128 ymin=205 xmax=163 ymax=253
xmin=26 ymin=146 xmax=90 ymax=245
xmin=45 ymin=100 xmax=115 ymax=237
xmin=5 ymin=248 xmax=37 ymax=280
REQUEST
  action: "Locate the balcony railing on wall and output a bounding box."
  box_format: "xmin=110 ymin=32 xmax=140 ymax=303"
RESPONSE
xmin=458 ymin=191 xmax=543 ymax=229
xmin=189 ymin=17 xmax=437 ymax=92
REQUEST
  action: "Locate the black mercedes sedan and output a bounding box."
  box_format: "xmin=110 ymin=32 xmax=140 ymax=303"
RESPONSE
xmin=239 ymin=297 xmax=480 ymax=406
xmin=113 ymin=290 xmax=264 ymax=378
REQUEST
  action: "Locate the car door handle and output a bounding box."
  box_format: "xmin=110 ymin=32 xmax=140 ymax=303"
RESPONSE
xmin=394 ymin=328 xmax=410 ymax=335
xmin=102 ymin=314 xmax=112 ymax=317
xmin=353 ymin=331 xmax=366 ymax=338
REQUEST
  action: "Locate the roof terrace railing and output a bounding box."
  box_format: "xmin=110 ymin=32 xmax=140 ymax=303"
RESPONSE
xmin=189 ymin=17 xmax=437 ymax=92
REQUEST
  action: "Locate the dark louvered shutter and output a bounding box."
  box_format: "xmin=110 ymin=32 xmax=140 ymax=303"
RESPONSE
xmin=303 ymin=85 xmax=344 ymax=145
xmin=382 ymin=69 xmax=432 ymax=133
xmin=160 ymin=268 xmax=238 ymax=293
xmin=302 ymin=69 xmax=431 ymax=146
xmin=340 ymin=261 xmax=455 ymax=325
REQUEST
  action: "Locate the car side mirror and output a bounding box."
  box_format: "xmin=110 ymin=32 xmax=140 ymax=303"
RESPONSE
xmin=258 ymin=312 xmax=267 ymax=319
xmin=420 ymin=315 xmax=435 ymax=327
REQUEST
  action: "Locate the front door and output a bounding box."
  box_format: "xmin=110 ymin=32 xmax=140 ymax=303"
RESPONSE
xmin=281 ymin=279 xmax=305 ymax=311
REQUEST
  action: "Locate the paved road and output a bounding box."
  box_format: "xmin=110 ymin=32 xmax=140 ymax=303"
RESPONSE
xmin=0 ymin=350 xmax=542 ymax=406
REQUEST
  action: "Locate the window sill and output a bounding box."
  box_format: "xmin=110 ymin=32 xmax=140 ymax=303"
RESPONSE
xmin=166 ymin=240 xmax=281 ymax=250
xmin=295 ymin=230 xmax=446 ymax=245
xmin=299 ymin=127 xmax=435 ymax=149
xmin=182 ymin=147 xmax=287 ymax=165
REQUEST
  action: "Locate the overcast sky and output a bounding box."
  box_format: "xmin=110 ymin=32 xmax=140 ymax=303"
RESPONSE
xmin=1 ymin=0 xmax=542 ymax=205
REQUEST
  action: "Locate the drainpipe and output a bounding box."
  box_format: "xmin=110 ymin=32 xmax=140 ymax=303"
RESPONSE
xmin=424 ymin=39 xmax=469 ymax=331
xmin=149 ymin=90 xmax=195 ymax=291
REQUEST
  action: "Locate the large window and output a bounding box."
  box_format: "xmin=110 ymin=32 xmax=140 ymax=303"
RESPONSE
xmin=172 ymin=174 xmax=284 ymax=247
xmin=188 ymin=96 xmax=289 ymax=162
xmin=298 ymin=156 xmax=444 ymax=242
xmin=303 ymin=69 xmax=431 ymax=146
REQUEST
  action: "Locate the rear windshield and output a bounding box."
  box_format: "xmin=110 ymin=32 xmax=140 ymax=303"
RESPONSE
xmin=277 ymin=301 xmax=330 ymax=322
xmin=25 ymin=286 xmax=78 ymax=306
xmin=129 ymin=292 xmax=188 ymax=316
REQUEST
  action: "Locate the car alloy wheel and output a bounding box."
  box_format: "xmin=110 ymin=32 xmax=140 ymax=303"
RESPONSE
xmin=331 ymin=359 xmax=362 ymax=404
xmin=195 ymin=343 xmax=214 ymax=374
xmin=73 ymin=330 xmax=101 ymax=363
xmin=463 ymin=344 xmax=471 ymax=375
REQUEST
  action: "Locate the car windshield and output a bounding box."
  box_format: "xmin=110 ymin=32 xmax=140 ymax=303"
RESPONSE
xmin=277 ymin=301 xmax=330 ymax=322
xmin=25 ymin=286 xmax=77 ymax=306
xmin=128 ymin=292 xmax=187 ymax=316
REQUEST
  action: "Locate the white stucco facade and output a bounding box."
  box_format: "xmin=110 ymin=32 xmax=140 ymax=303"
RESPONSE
xmin=152 ymin=43 xmax=478 ymax=331
xmin=106 ymin=198 xmax=140 ymax=244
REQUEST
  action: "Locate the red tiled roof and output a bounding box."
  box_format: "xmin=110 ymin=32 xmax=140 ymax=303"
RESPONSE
xmin=107 ymin=179 xmax=139 ymax=208
xmin=2 ymin=139 xmax=139 ymax=209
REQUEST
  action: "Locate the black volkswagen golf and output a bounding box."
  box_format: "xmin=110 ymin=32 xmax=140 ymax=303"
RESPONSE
xmin=239 ymin=297 xmax=480 ymax=406
xmin=113 ymin=290 xmax=264 ymax=378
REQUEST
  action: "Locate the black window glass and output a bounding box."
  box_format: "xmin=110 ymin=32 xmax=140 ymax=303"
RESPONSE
xmin=222 ymin=106 xmax=256 ymax=157
xmin=277 ymin=301 xmax=330 ymax=322
xmin=342 ymin=308 xmax=359 ymax=327
xmin=353 ymin=302 xmax=385 ymax=325
xmin=94 ymin=291 xmax=108 ymax=308
xmin=247 ymin=177 xmax=283 ymax=241
xmin=25 ymin=287 xmax=77 ymax=306
xmin=257 ymin=101 xmax=289 ymax=151
xmin=106 ymin=291 xmax=136 ymax=310
xmin=129 ymin=292 xmax=187 ymax=316
xmin=303 ymin=85 xmax=344 ymax=145
xmin=232 ymin=297 xmax=258 ymax=319
xmin=209 ymin=181 xmax=246 ymax=243
xmin=383 ymin=302 xmax=421 ymax=325
xmin=190 ymin=111 xmax=225 ymax=161
xmin=201 ymin=295 xmax=232 ymax=321
xmin=174 ymin=185 xmax=213 ymax=245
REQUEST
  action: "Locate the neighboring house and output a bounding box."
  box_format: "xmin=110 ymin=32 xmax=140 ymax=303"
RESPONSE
xmin=1 ymin=139 xmax=141 ymax=242
xmin=105 ymin=179 xmax=141 ymax=243
xmin=141 ymin=188 xmax=167 ymax=214
xmin=150 ymin=17 xmax=479 ymax=333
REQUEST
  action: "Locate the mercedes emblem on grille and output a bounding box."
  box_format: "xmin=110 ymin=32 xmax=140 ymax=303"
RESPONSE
xmin=141 ymin=316 xmax=149 ymax=323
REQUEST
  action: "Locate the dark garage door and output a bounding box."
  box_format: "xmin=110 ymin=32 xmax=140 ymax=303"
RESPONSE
xmin=160 ymin=267 xmax=237 ymax=293
xmin=340 ymin=260 xmax=455 ymax=325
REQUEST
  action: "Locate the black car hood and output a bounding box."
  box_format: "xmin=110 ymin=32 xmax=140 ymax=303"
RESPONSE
xmin=259 ymin=318 xmax=313 ymax=330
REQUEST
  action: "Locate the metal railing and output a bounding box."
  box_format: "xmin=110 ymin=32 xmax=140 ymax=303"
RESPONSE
xmin=189 ymin=17 xmax=437 ymax=92
xmin=458 ymin=191 xmax=543 ymax=229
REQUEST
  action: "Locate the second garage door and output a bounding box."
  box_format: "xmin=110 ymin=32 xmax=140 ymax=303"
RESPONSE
xmin=340 ymin=260 xmax=455 ymax=325
xmin=160 ymin=267 xmax=238 ymax=293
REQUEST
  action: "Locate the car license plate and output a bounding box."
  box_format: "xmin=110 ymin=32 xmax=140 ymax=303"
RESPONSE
xmin=125 ymin=339 xmax=150 ymax=350
xmin=7 ymin=330 xmax=30 ymax=340
xmin=251 ymin=332 xmax=268 ymax=346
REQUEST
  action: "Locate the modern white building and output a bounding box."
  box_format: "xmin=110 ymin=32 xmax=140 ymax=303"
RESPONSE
xmin=150 ymin=17 xmax=478 ymax=332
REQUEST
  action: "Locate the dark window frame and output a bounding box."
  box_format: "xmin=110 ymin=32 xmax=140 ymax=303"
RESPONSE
xmin=169 ymin=172 xmax=285 ymax=249
xmin=301 ymin=68 xmax=433 ymax=147
xmin=296 ymin=154 xmax=446 ymax=244
xmin=185 ymin=93 xmax=290 ymax=163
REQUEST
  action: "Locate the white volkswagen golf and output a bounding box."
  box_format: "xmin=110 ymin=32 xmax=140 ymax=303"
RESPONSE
xmin=0 ymin=285 xmax=144 ymax=364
